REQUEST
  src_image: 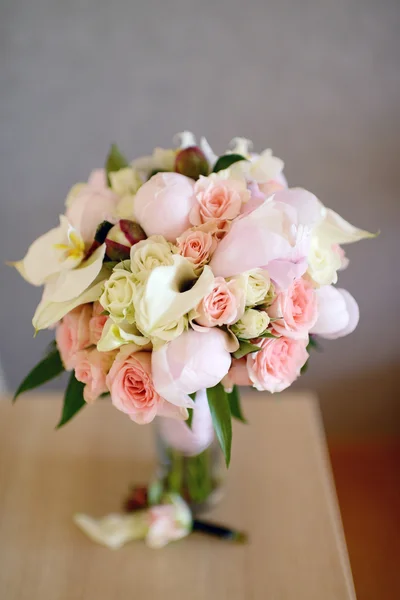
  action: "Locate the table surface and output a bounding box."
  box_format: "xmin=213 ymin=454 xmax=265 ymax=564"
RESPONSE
xmin=0 ymin=392 xmax=356 ymax=600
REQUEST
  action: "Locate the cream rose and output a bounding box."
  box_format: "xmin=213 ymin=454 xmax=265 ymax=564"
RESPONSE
xmin=244 ymin=269 xmax=272 ymax=307
xmin=231 ymin=309 xmax=270 ymax=339
xmin=100 ymin=266 xmax=137 ymax=323
xmin=130 ymin=236 xmax=176 ymax=283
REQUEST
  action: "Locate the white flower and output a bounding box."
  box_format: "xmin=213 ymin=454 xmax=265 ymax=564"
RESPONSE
xmin=100 ymin=267 xmax=137 ymax=323
xmin=244 ymin=269 xmax=272 ymax=306
xmin=130 ymin=236 xmax=176 ymax=283
xmin=97 ymin=319 xmax=150 ymax=352
xmin=231 ymin=309 xmax=270 ymax=339
xmin=109 ymin=167 xmax=142 ymax=219
xmin=307 ymin=236 xmax=342 ymax=286
xmin=134 ymin=255 xmax=214 ymax=343
xmin=132 ymin=147 xmax=176 ymax=180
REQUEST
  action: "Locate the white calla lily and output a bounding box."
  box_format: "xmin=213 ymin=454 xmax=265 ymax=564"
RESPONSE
xmin=97 ymin=319 xmax=150 ymax=352
xmin=314 ymin=207 xmax=378 ymax=246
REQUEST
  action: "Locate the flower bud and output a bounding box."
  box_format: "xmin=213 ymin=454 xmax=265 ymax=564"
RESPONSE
xmin=174 ymin=146 xmax=209 ymax=180
xmin=105 ymin=220 xmax=146 ymax=261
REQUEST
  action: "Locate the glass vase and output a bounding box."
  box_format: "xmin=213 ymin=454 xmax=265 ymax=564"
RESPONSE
xmin=153 ymin=389 xmax=224 ymax=515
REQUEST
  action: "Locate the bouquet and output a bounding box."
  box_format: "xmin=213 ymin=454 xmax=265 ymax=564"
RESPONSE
xmin=12 ymin=132 xmax=375 ymax=469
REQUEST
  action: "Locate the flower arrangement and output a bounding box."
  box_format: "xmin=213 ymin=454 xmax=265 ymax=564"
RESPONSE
xmin=12 ymin=131 xmax=375 ymax=471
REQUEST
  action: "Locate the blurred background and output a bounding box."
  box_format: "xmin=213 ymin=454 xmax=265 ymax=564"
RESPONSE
xmin=1 ymin=1 xmax=399 ymax=597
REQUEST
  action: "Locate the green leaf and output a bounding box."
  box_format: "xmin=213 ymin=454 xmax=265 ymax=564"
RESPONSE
xmin=257 ymin=331 xmax=278 ymax=339
xmin=308 ymin=336 xmax=322 ymax=352
xmin=13 ymin=348 xmax=64 ymax=402
xmin=212 ymin=153 xmax=247 ymax=173
xmin=94 ymin=220 xmax=113 ymax=244
xmin=228 ymin=385 xmax=247 ymax=423
xmin=105 ymin=144 xmax=129 ymax=185
xmin=186 ymin=392 xmax=196 ymax=429
xmin=207 ymin=384 xmax=232 ymax=467
xmin=56 ymin=372 xmax=86 ymax=429
xmin=300 ymin=360 xmax=309 ymax=375
xmin=233 ymin=341 xmax=261 ymax=360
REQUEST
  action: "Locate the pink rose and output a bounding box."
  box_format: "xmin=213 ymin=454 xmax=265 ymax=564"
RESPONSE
xmin=210 ymin=188 xmax=322 ymax=289
xmin=66 ymin=170 xmax=119 ymax=244
xmin=268 ymin=278 xmax=318 ymax=339
xmin=106 ymin=345 xmax=187 ymax=424
xmin=247 ymin=336 xmax=309 ymax=393
xmin=176 ymin=227 xmax=217 ymax=270
xmin=152 ymin=329 xmax=233 ymax=408
xmin=222 ymin=358 xmax=252 ymax=392
xmin=89 ymin=301 xmax=108 ymax=345
xmin=133 ymin=172 xmax=195 ymax=242
xmin=74 ymin=348 xmax=113 ymax=403
xmin=55 ymin=304 xmax=92 ymax=370
xmin=310 ymin=286 xmax=359 ymax=339
xmin=190 ymin=175 xmax=250 ymax=225
xmin=195 ymin=276 xmax=245 ymax=327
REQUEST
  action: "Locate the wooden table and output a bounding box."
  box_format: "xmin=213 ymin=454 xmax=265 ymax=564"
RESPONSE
xmin=0 ymin=392 xmax=356 ymax=599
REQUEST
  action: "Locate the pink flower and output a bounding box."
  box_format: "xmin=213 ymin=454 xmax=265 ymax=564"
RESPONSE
xmin=268 ymin=278 xmax=318 ymax=339
xmin=55 ymin=304 xmax=92 ymax=370
xmin=89 ymin=302 xmax=108 ymax=345
xmin=133 ymin=172 xmax=195 ymax=242
xmin=194 ymin=276 xmax=245 ymax=327
xmin=222 ymin=358 xmax=252 ymax=392
xmin=106 ymin=345 xmax=187 ymax=424
xmin=258 ymin=180 xmax=286 ymax=197
xmin=310 ymin=286 xmax=359 ymax=339
xmin=66 ymin=170 xmax=119 ymax=244
xmin=74 ymin=348 xmax=114 ymax=403
xmin=152 ymin=329 xmax=233 ymax=408
xmin=247 ymin=337 xmax=309 ymax=393
xmin=190 ymin=175 xmax=250 ymax=225
xmin=176 ymin=227 xmax=217 ymax=270
xmin=210 ymin=188 xmax=322 ymax=289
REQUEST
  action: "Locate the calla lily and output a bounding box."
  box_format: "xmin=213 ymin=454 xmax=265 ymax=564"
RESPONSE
xmin=134 ymin=255 xmax=214 ymax=338
xmin=310 ymin=286 xmax=359 ymax=339
xmin=32 ymin=266 xmax=109 ymax=331
xmin=97 ymin=319 xmax=150 ymax=352
xmin=313 ymin=206 xmax=378 ymax=246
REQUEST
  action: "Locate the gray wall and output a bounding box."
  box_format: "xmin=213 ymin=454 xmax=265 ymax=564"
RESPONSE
xmin=1 ymin=0 xmax=399 ymax=434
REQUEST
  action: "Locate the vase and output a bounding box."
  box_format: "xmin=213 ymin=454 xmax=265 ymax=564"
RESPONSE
xmin=153 ymin=389 xmax=224 ymax=515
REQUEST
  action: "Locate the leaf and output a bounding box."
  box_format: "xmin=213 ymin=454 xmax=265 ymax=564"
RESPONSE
xmin=207 ymin=384 xmax=232 ymax=467
xmin=233 ymin=341 xmax=261 ymax=360
xmin=56 ymin=372 xmax=86 ymax=429
xmin=227 ymin=385 xmax=247 ymax=423
xmin=94 ymin=221 xmax=113 ymax=244
xmin=212 ymin=153 xmax=247 ymax=173
xmin=308 ymin=335 xmax=322 ymax=352
xmin=257 ymin=331 xmax=278 ymax=339
xmin=13 ymin=348 xmax=64 ymax=402
xmin=105 ymin=144 xmax=129 ymax=185
xmin=186 ymin=392 xmax=196 ymax=429
xmin=300 ymin=360 xmax=309 ymax=375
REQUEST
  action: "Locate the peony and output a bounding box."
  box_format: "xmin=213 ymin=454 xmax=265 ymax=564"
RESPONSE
xmin=247 ymin=336 xmax=309 ymax=393
xmin=89 ymin=301 xmax=108 ymax=345
xmin=189 ymin=174 xmax=250 ymax=225
xmin=130 ymin=236 xmax=176 ymax=283
xmin=66 ymin=171 xmax=119 ymax=245
xmin=133 ymin=172 xmax=195 ymax=242
xmin=106 ymin=345 xmax=187 ymax=424
xmin=310 ymin=286 xmax=359 ymax=339
xmin=152 ymin=328 xmax=233 ymax=409
xmin=210 ymin=188 xmax=323 ymax=289
xmin=194 ymin=276 xmax=245 ymax=327
xmin=100 ymin=266 xmax=137 ymax=323
xmin=74 ymin=348 xmax=114 ymax=403
xmin=231 ymin=309 xmax=270 ymax=340
xmin=176 ymin=227 xmax=217 ymax=271
xmin=55 ymin=304 xmax=92 ymax=370
xmin=268 ymin=278 xmax=318 ymax=339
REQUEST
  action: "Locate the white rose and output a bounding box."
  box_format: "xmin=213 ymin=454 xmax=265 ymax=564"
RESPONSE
xmin=130 ymin=236 xmax=176 ymax=283
xmin=231 ymin=309 xmax=270 ymax=339
xmin=110 ymin=167 xmax=143 ymax=220
xmin=97 ymin=318 xmax=150 ymax=352
xmin=100 ymin=266 xmax=137 ymax=323
xmin=244 ymin=269 xmax=272 ymax=306
xmin=307 ymin=236 xmax=342 ymax=286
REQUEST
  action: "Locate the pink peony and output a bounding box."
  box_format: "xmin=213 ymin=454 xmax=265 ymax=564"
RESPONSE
xmin=222 ymin=358 xmax=252 ymax=392
xmin=176 ymin=227 xmax=217 ymax=270
xmin=190 ymin=175 xmax=250 ymax=225
xmin=310 ymin=286 xmax=359 ymax=339
xmin=247 ymin=336 xmax=309 ymax=393
xmin=55 ymin=304 xmax=92 ymax=370
xmin=152 ymin=328 xmax=233 ymax=409
xmin=66 ymin=170 xmax=119 ymax=244
xmin=106 ymin=345 xmax=187 ymax=424
xmin=194 ymin=276 xmax=245 ymax=327
xmin=268 ymin=278 xmax=318 ymax=339
xmin=89 ymin=301 xmax=108 ymax=345
xmin=133 ymin=172 xmax=195 ymax=242
xmin=74 ymin=348 xmax=114 ymax=403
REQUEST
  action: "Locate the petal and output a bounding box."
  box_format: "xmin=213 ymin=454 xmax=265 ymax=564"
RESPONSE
xmin=97 ymin=320 xmax=150 ymax=352
xmin=44 ymin=244 xmax=106 ymax=303
xmin=151 ymin=342 xmax=196 ymax=409
xmin=32 ymin=267 xmax=108 ymax=331
xmin=316 ymin=208 xmax=377 ymax=246
xmin=310 ymin=286 xmax=359 ymax=339
xmin=13 ymin=224 xmax=64 ymax=286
